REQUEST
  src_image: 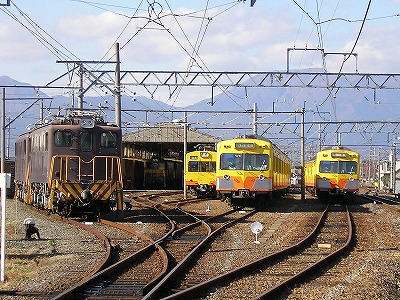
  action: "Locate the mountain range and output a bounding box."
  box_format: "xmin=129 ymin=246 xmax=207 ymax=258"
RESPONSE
xmin=1 ymin=74 xmax=399 ymax=159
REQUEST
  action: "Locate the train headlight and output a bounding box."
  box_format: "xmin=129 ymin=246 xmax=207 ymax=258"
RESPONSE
xmin=322 ymin=177 xmax=327 ymax=181
xmin=349 ymin=177 xmax=354 ymax=181
xmin=223 ymin=174 xmax=230 ymax=180
xmin=259 ymin=174 xmax=265 ymax=180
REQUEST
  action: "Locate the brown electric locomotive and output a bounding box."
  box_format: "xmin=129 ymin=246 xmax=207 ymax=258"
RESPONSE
xmin=14 ymin=109 xmax=123 ymax=217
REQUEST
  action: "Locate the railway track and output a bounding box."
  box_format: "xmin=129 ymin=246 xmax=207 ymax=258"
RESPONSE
xmin=143 ymin=208 xmax=256 ymax=299
xmin=0 ymin=202 xmax=112 ymax=299
xmin=3 ymin=193 xmax=398 ymax=299
xmin=157 ymin=205 xmax=354 ymax=300
xmin=51 ymin=192 xmax=256 ymax=299
xmin=51 ymin=195 xmax=172 ymax=300
xmin=359 ymin=193 xmax=400 ymax=212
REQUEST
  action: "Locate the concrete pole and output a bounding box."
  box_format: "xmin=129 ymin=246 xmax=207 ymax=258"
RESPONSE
xmin=114 ymin=42 xmax=121 ymax=128
xmin=391 ymin=137 xmax=397 ymax=193
xmin=78 ymin=63 xmax=83 ymax=109
xmin=39 ymin=99 xmax=43 ymax=125
xmin=1 ymin=88 xmax=6 ymax=282
xmin=252 ymin=102 xmax=257 ymax=135
xmin=183 ymin=112 xmax=188 ymax=200
xmin=301 ymin=106 xmax=306 ymax=201
xmin=1 ymin=88 xmax=4 ymax=173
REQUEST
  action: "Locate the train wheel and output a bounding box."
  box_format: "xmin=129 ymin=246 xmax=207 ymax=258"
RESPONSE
xmin=255 ymin=194 xmax=267 ymax=210
xmin=346 ymin=192 xmax=355 ymax=204
xmin=317 ymin=191 xmax=328 ymax=203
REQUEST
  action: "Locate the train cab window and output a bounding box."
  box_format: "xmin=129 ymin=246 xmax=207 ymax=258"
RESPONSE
xmin=220 ymin=154 xmax=243 ymax=170
xmin=188 ymin=161 xmax=198 ymax=172
xmin=200 ymin=162 xmax=216 ymax=172
xmin=221 ymin=154 xmax=269 ymax=171
xmin=341 ymin=161 xmax=357 ymax=174
xmin=100 ymin=132 xmax=117 ymax=148
xmin=320 ymin=161 xmax=357 ymax=174
xmin=80 ymin=132 xmax=92 ymax=152
xmin=320 ymin=161 xmax=335 ymax=173
xmin=210 ymin=162 xmax=216 ymax=172
xmin=244 ymin=154 xmax=269 ymax=171
xmin=54 ymin=131 xmax=72 ymax=147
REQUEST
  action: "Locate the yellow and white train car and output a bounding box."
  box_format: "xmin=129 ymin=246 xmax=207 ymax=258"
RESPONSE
xmin=304 ymin=146 xmax=360 ymax=202
xmin=216 ymin=135 xmax=291 ymax=208
xmin=185 ymin=149 xmax=217 ymax=198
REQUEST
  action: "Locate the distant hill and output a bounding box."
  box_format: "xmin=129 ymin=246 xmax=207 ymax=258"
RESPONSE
xmin=2 ymin=74 xmax=399 ymax=158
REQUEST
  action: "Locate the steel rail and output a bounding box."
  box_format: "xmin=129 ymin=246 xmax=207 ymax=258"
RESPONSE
xmin=254 ymin=205 xmax=353 ymax=299
xmin=143 ymin=209 xmax=256 ymax=300
xmin=31 ymin=208 xmax=112 ymax=282
xmin=51 ymin=199 xmax=175 ymax=300
xmin=159 ymin=206 xmax=329 ymax=300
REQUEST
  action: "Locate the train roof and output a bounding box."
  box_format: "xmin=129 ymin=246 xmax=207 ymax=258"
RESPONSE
xmin=319 ymin=146 xmax=357 ymax=153
xmin=306 ymin=146 xmax=360 ymax=163
xmin=218 ymin=134 xmax=272 ymax=143
xmin=47 ymin=109 xmax=114 ymax=126
xmin=17 ymin=109 xmax=118 ymax=138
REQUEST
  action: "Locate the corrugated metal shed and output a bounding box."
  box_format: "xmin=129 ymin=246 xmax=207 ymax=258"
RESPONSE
xmin=122 ymin=123 xmax=221 ymax=143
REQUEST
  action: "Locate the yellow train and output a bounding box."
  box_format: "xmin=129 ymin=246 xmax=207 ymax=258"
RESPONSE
xmin=185 ymin=147 xmax=217 ymax=198
xmin=304 ymin=146 xmax=360 ymax=202
xmin=216 ymin=135 xmax=291 ymax=208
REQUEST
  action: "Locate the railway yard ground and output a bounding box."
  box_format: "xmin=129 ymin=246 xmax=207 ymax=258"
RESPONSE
xmin=0 ymin=192 xmax=399 ymax=300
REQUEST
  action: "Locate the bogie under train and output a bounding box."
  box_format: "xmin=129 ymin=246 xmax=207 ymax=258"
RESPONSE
xmin=14 ymin=110 xmax=123 ymax=217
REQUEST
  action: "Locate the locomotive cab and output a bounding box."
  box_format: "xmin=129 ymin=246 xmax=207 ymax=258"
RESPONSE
xmin=14 ymin=109 xmax=123 ymax=218
xmin=216 ymin=135 xmax=291 ymax=208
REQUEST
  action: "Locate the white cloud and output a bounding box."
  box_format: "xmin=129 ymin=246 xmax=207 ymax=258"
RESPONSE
xmin=1 ymin=1 xmax=400 ymax=105
xmin=0 ymin=20 xmax=49 ymax=61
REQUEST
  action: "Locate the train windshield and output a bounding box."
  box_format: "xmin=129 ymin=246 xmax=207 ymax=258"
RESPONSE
xmin=188 ymin=161 xmax=216 ymax=172
xmin=319 ymin=161 xmax=357 ymax=174
xmin=54 ymin=131 xmax=72 ymax=147
xmin=220 ymin=153 xmax=269 ymax=171
xmin=101 ymin=132 xmax=118 ymax=148
xmin=80 ymin=132 xmax=93 ymax=152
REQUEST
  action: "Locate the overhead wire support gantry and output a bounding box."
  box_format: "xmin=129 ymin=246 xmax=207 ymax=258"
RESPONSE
xmin=68 ymin=70 xmax=400 ymax=90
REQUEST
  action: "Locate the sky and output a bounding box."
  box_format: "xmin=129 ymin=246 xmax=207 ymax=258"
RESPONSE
xmin=0 ymin=0 xmax=400 ymax=107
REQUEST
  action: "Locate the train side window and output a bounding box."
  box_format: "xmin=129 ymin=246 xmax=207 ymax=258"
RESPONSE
xmin=45 ymin=132 xmax=48 ymax=151
xmin=101 ymin=132 xmax=117 ymax=148
xmin=54 ymin=131 xmax=72 ymax=147
xmin=80 ymin=132 xmax=93 ymax=152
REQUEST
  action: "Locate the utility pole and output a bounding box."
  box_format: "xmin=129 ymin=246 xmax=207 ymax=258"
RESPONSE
xmin=115 ymin=42 xmax=121 ymax=128
xmin=301 ymin=105 xmax=305 ymax=201
xmin=183 ymin=112 xmax=188 ymax=200
xmin=78 ymin=63 xmax=84 ymax=109
xmin=391 ymin=136 xmax=397 ymax=193
xmin=252 ymin=103 xmax=257 ymax=135
xmin=1 ymin=88 xmax=6 ymax=282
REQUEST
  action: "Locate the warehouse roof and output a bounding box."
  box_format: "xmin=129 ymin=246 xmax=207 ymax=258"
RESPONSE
xmin=122 ymin=123 xmax=222 ymax=143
